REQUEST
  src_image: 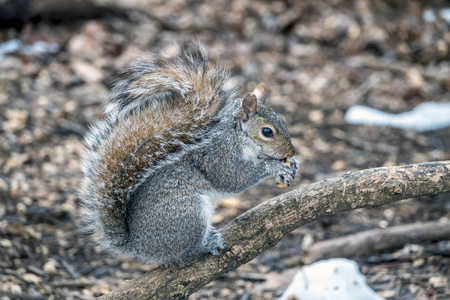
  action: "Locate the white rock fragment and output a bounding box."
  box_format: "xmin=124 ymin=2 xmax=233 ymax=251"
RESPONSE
xmin=279 ymin=258 xmax=385 ymax=300
xmin=344 ymin=102 xmax=450 ymax=132
xmin=22 ymin=273 xmax=41 ymax=284
xmin=43 ymin=259 xmax=58 ymax=274
xmin=6 ymin=109 xmax=28 ymax=132
xmin=423 ymin=9 xmax=436 ymax=22
xmin=0 ymin=39 xmax=58 ymax=59
xmin=441 ymin=8 xmax=450 ymax=24
xmin=71 ymin=61 xmax=104 ymax=83
xmin=429 ymin=276 xmax=448 ymax=288
xmin=0 ymin=239 xmax=12 ymax=247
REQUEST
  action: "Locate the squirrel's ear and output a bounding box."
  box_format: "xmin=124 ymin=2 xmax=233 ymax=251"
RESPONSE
xmin=241 ymin=93 xmax=258 ymax=122
xmin=252 ymin=82 xmax=267 ymax=104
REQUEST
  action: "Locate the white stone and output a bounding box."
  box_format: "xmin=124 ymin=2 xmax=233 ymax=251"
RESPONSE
xmin=279 ymin=258 xmax=385 ymax=300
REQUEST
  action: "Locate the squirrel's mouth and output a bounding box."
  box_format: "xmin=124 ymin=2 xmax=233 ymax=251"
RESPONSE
xmin=258 ymin=153 xmax=286 ymax=161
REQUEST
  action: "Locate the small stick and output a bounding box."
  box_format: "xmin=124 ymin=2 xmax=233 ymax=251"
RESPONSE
xmin=303 ymin=220 xmax=450 ymax=264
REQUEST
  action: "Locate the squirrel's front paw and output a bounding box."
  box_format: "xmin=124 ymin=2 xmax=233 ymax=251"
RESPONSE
xmin=203 ymin=228 xmax=226 ymax=256
xmin=289 ymin=157 xmax=299 ymax=176
xmin=270 ymin=157 xmax=299 ymax=187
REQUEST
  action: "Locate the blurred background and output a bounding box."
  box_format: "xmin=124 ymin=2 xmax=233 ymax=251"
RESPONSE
xmin=0 ymin=0 xmax=449 ymax=299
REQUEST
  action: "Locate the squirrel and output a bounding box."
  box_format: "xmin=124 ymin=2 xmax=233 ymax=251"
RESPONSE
xmin=79 ymin=45 xmax=299 ymax=266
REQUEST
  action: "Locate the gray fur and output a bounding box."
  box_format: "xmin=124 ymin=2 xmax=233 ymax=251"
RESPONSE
xmin=79 ymin=45 xmax=298 ymax=266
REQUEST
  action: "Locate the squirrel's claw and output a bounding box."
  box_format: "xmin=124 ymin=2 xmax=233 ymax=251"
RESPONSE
xmin=271 ymin=156 xmax=299 ymax=186
xmin=203 ymin=227 xmax=226 ymax=256
xmin=289 ymin=157 xmax=299 ymax=179
xmin=273 ymin=162 xmax=294 ymax=186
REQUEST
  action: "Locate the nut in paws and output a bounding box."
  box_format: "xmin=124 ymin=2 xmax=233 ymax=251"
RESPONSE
xmin=276 ymin=157 xmax=299 ymax=188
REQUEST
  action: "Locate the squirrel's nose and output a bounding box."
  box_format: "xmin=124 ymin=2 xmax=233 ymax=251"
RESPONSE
xmin=284 ymin=142 xmax=295 ymax=158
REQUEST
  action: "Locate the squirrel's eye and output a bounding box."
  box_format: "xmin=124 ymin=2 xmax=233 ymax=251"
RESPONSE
xmin=262 ymin=127 xmax=274 ymax=138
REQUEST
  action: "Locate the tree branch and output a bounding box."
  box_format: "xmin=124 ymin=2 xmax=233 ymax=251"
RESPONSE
xmin=100 ymin=161 xmax=450 ymax=300
xmin=303 ymin=220 xmax=450 ymax=264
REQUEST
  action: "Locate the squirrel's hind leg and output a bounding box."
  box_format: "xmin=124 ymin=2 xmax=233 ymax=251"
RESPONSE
xmin=201 ymin=227 xmax=226 ymax=256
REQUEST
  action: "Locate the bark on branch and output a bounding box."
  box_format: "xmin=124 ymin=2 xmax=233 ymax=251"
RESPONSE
xmin=100 ymin=161 xmax=450 ymax=300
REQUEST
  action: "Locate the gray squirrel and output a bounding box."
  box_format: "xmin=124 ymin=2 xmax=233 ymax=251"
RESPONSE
xmin=79 ymin=45 xmax=299 ymax=266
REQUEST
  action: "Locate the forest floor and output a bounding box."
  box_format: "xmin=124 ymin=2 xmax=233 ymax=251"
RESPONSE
xmin=0 ymin=0 xmax=449 ymax=299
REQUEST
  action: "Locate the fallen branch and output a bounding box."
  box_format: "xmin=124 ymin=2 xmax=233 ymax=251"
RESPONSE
xmin=100 ymin=161 xmax=450 ymax=299
xmin=0 ymin=291 xmax=47 ymax=300
xmin=303 ymin=220 xmax=450 ymax=264
xmin=0 ymin=0 xmax=117 ymax=22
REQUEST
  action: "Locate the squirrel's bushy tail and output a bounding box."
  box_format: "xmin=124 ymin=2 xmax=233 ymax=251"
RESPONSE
xmin=79 ymin=45 xmax=237 ymax=253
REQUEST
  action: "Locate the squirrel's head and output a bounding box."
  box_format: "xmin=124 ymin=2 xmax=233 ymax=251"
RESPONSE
xmin=238 ymin=83 xmax=296 ymax=161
